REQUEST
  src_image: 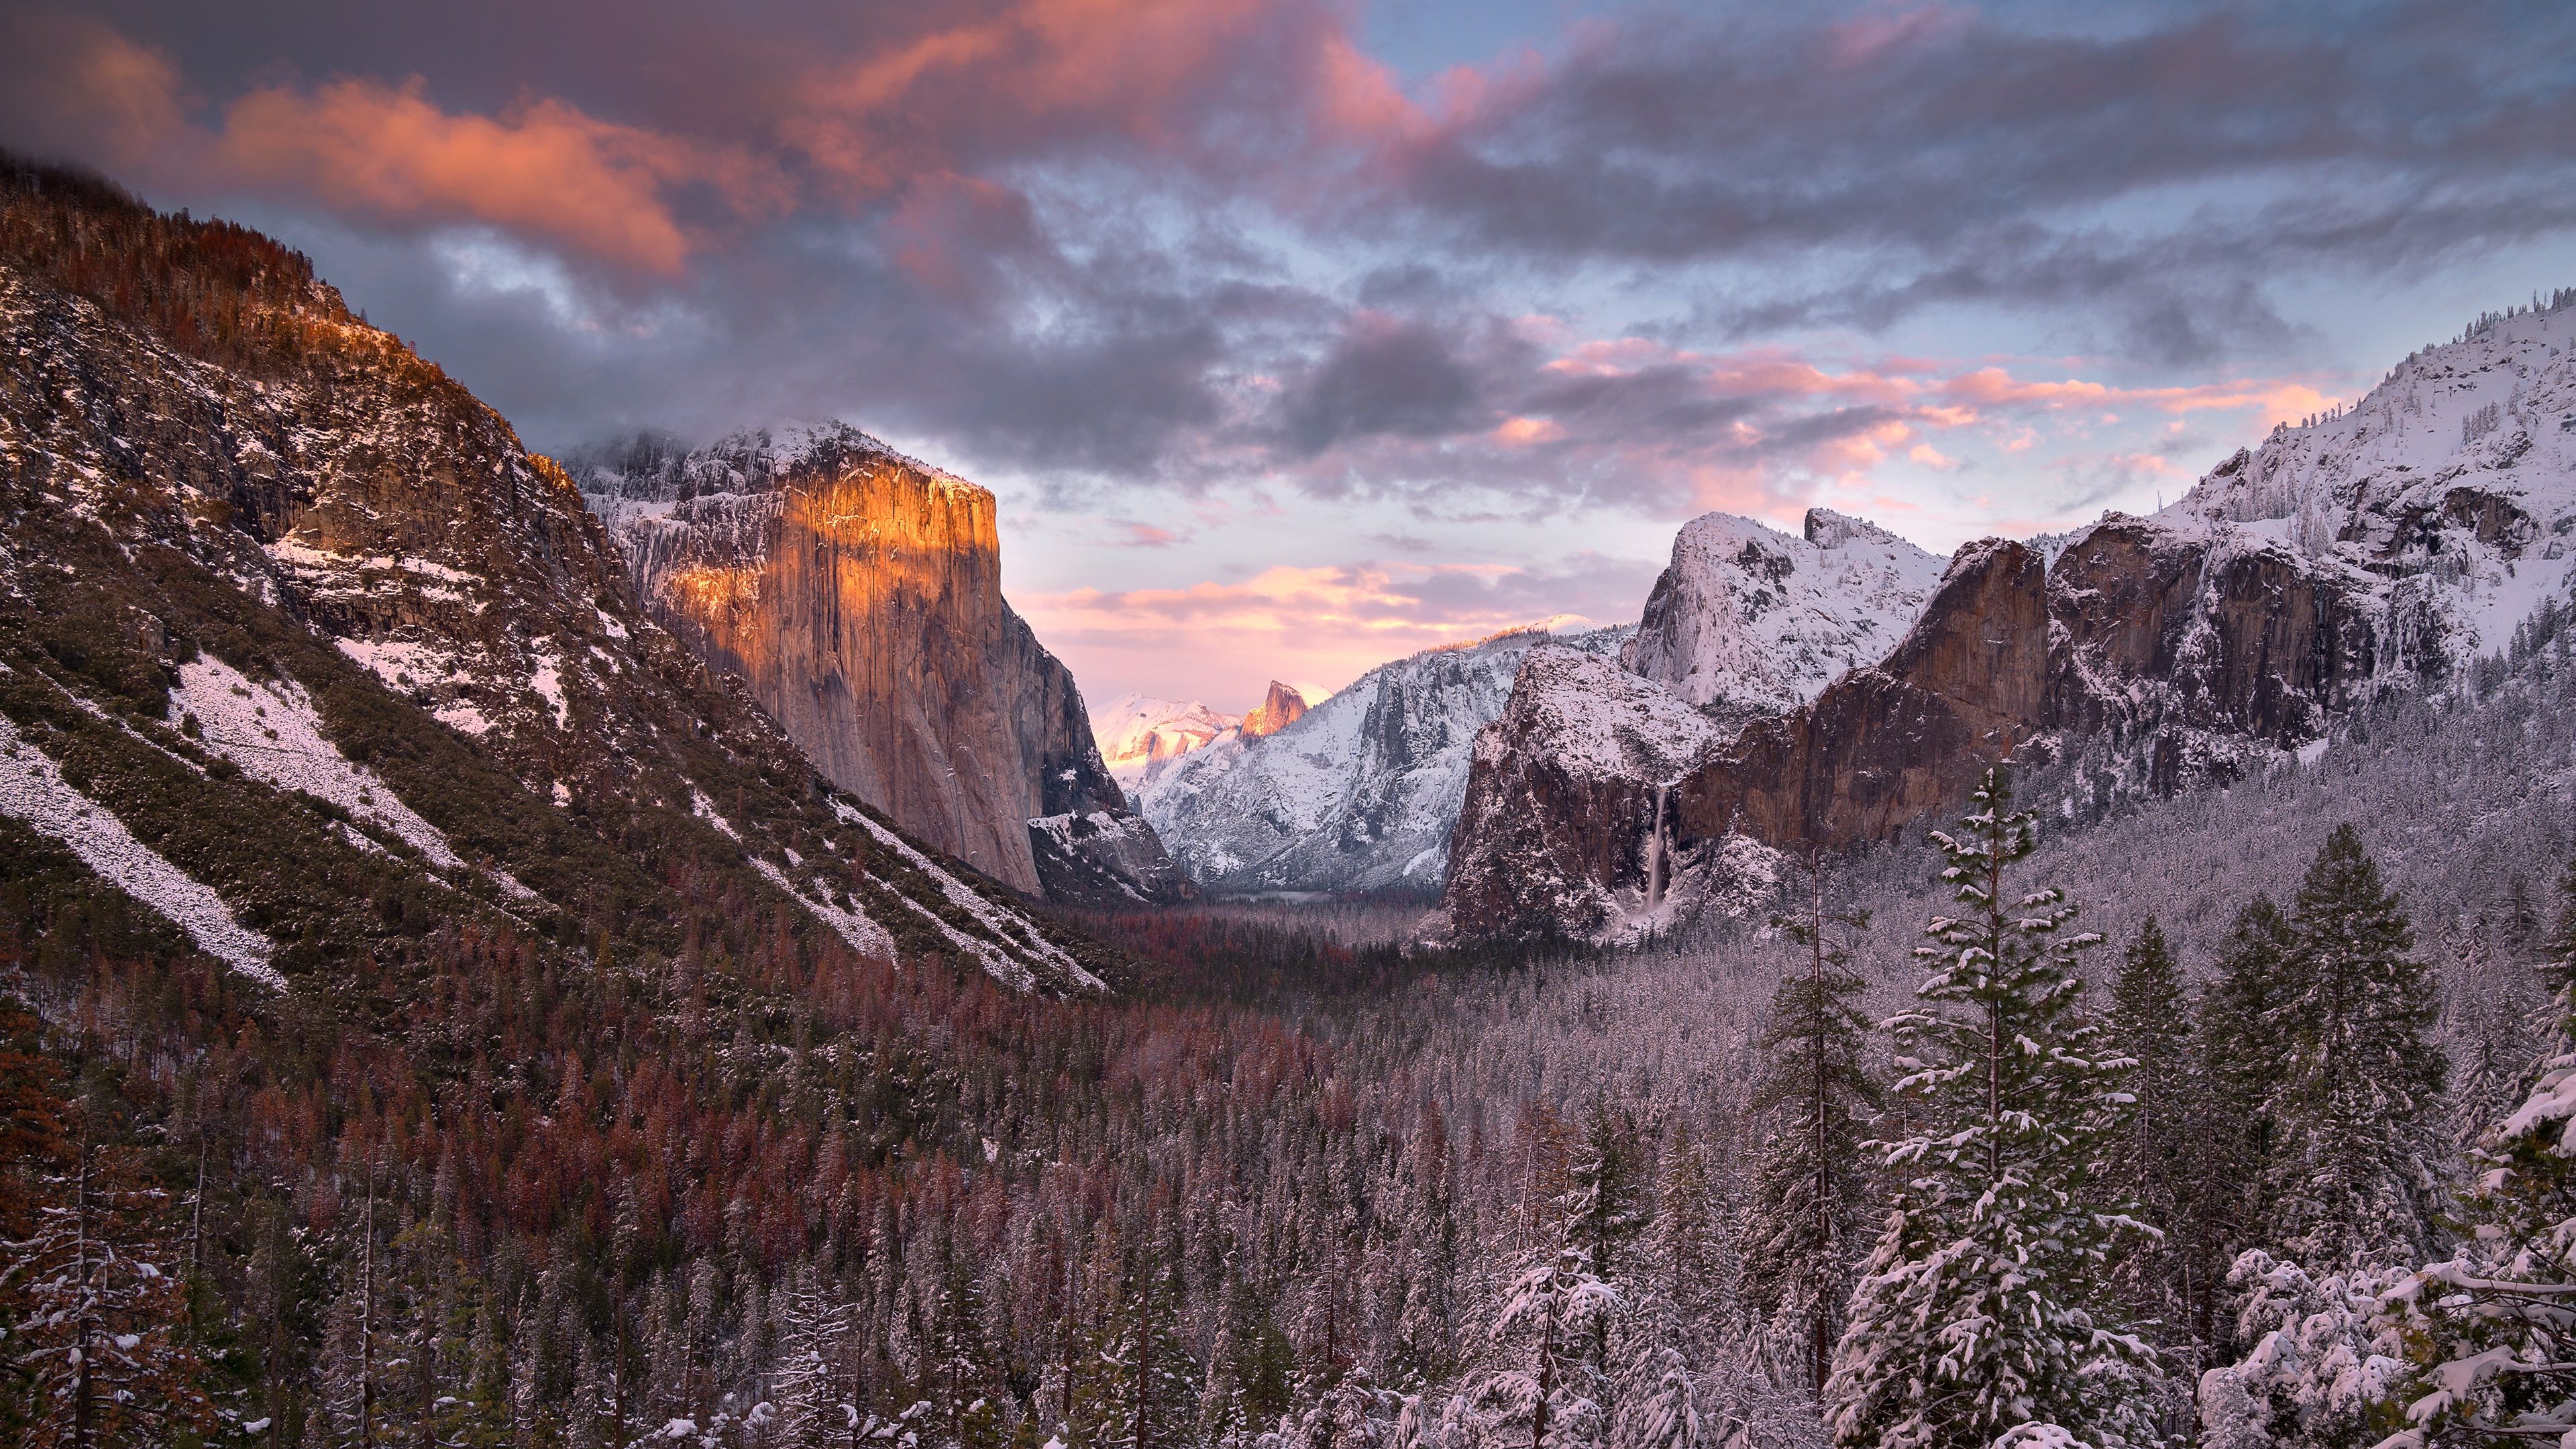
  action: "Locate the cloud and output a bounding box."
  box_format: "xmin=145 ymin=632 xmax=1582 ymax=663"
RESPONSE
xmin=1019 ymin=551 xmax=1654 ymax=700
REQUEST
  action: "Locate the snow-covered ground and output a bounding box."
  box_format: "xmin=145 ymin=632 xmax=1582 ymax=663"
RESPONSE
xmin=0 ymin=713 xmax=279 ymax=985
xmin=172 ymin=656 xmax=466 ymax=868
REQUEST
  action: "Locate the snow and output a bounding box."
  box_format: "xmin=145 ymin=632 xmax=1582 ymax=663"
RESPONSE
xmin=691 ymin=789 xmax=741 ymax=840
xmin=0 ymin=714 xmax=280 ymax=986
xmin=749 ymin=859 xmax=898 ymax=961
xmin=1139 ymin=623 xmax=1628 ymax=892
xmin=1621 ymin=508 xmax=1946 ymax=721
xmin=1090 ymin=693 xmax=1241 ymax=792
xmin=2167 ymin=296 xmax=2576 ymax=667
xmin=170 ymin=657 xmax=466 ymax=869
xmin=1490 ymin=645 xmax=1726 ymax=786
xmin=528 ymin=649 xmax=570 ymax=730
xmin=830 ymin=799 xmax=1105 ymax=992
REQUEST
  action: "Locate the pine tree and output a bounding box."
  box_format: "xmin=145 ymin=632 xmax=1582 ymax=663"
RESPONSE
xmin=2197 ymin=894 xmax=2298 ymax=1290
xmin=1641 ymin=1136 xmax=1728 ymax=1366
xmin=2102 ymin=918 xmax=2220 ymax=1364
xmin=1470 ymin=1246 xmax=1619 ymax=1449
xmin=2 ymin=1104 xmax=213 ymax=1448
xmin=1089 ymin=1234 xmax=1197 ymax=1449
xmin=1743 ymin=855 xmax=1880 ymax=1396
xmin=2263 ymin=824 xmax=2447 ymax=1269
xmin=1824 ymin=767 xmax=2159 ymax=1449
xmin=2375 ymin=861 xmax=2576 ymax=1447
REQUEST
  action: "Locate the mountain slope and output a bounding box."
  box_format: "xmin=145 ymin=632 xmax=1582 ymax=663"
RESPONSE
xmin=1441 ymin=294 xmax=2576 ymax=941
xmin=1621 ymin=507 xmax=1947 ymax=730
xmin=1139 ymin=624 xmax=1625 ymax=894
xmin=0 ymin=160 xmax=1116 ymax=994
xmin=1093 ymin=692 xmax=1240 ymax=792
xmin=572 ymin=428 xmax=1187 ymax=906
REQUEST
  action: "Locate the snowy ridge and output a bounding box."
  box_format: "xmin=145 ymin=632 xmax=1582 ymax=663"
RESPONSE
xmin=1620 ymin=508 xmax=1947 ymax=728
xmin=1139 ymin=623 xmax=1627 ymax=893
xmin=1091 ymin=694 xmax=1242 ymax=792
xmin=834 ymin=800 xmax=1106 ymax=993
xmin=2167 ymin=294 xmax=2576 ymax=672
xmin=0 ymin=714 xmax=278 ymax=985
xmin=1485 ymin=645 xmax=1728 ymax=786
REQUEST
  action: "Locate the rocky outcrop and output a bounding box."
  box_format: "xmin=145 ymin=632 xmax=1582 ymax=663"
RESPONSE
xmin=1621 ymin=508 xmax=1946 ymax=730
xmin=1240 ymin=681 xmax=1308 ymax=738
xmin=1443 ymin=517 xmax=2397 ymax=940
xmin=0 ymin=167 xmax=1116 ymax=992
xmin=1140 ymin=625 xmax=1625 ymax=894
xmin=574 ymin=427 xmax=1186 ymax=906
xmin=1094 ymin=694 xmax=1240 ymax=792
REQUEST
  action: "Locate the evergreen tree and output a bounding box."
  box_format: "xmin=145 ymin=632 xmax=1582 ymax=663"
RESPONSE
xmin=2103 ymin=918 xmax=2221 ymax=1364
xmin=1642 ymin=1135 xmax=1729 ymax=1366
xmin=2263 ymin=824 xmax=2448 ymax=1269
xmin=1743 ymin=856 xmax=1879 ymax=1395
xmin=2376 ymin=861 xmax=2576 ymax=1447
xmin=1824 ymin=767 xmax=2159 ymax=1449
xmin=2197 ymin=894 xmax=2298 ymax=1288
xmin=1088 ymin=1234 xmax=1197 ymax=1449
xmin=1470 ymin=1247 xmax=1619 ymax=1449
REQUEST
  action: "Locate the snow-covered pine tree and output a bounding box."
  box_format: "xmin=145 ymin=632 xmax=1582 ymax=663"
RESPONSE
xmin=2196 ymin=894 xmax=2298 ymax=1297
xmin=2262 ymin=824 xmax=2448 ymax=1269
xmin=1089 ymin=1232 xmax=1198 ymax=1449
xmin=2 ymin=1109 xmax=213 ymax=1448
xmin=2103 ymin=917 xmax=2222 ymax=1371
xmin=1823 ymin=766 xmax=2159 ymax=1449
xmin=1470 ymin=1247 xmax=1619 ymax=1449
xmin=1642 ymin=1133 xmax=1729 ymax=1367
xmin=1743 ymin=854 xmax=1879 ymax=1397
xmin=2375 ymin=861 xmax=2576 ymax=1447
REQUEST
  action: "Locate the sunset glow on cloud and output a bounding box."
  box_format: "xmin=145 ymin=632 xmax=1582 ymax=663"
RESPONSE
xmin=9 ymin=0 xmax=2572 ymax=704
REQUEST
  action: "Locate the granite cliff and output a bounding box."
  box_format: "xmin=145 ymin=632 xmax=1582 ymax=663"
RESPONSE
xmin=574 ymin=428 xmax=1187 ymax=906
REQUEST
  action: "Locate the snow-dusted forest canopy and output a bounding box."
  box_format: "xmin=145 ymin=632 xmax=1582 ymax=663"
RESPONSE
xmin=19 ymin=556 xmax=2576 ymax=1448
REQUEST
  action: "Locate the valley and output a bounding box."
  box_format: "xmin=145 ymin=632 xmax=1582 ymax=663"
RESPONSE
xmin=7 ymin=142 xmax=2576 ymax=1449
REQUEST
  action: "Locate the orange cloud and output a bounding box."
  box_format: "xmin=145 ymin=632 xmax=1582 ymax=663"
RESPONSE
xmin=217 ymin=80 xmax=786 ymax=274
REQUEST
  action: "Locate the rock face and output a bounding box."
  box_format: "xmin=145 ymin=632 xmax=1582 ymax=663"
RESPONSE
xmin=1444 ymin=297 xmax=2576 ymax=940
xmin=574 ymin=427 xmax=1186 ymax=906
xmin=1621 ymin=508 xmax=1946 ymax=730
xmin=1239 ymin=680 xmax=1307 ymax=738
xmin=0 ymin=165 xmax=1116 ymax=992
xmin=1138 ymin=625 xmax=1625 ymax=894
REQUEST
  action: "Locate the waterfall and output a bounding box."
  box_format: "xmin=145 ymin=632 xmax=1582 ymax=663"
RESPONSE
xmin=1645 ymin=782 xmax=1670 ymax=910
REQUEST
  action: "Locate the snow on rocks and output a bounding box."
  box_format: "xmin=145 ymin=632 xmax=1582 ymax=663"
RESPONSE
xmin=749 ymin=858 xmax=898 ymax=961
xmin=1621 ymin=508 xmax=1947 ymax=727
xmin=832 ymin=799 xmax=1104 ymax=993
xmin=171 ymin=656 xmax=466 ymax=868
xmin=0 ymin=714 xmax=279 ymax=986
xmin=1090 ymin=693 xmax=1240 ymax=792
xmin=1139 ymin=622 xmax=1624 ymax=894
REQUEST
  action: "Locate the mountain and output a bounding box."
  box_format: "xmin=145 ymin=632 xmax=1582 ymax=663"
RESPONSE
xmin=0 ymin=159 xmax=1116 ymax=994
xmin=1136 ymin=624 xmax=1625 ymax=894
xmin=1093 ymin=692 xmax=1240 ymax=792
xmin=569 ymin=427 xmax=1188 ymax=907
xmin=1441 ymin=294 xmax=2576 ymax=941
xmin=1239 ymin=680 xmax=1309 ymax=737
xmin=1620 ymin=507 xmax=1947 ymax=731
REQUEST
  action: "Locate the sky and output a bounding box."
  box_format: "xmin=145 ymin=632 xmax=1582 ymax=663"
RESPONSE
xmin=3 ymin=1 xmax=2573 ymax=711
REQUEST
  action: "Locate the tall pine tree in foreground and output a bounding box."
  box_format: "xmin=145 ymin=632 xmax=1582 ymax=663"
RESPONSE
xmin=2263 ymin=824 xmax=2447 ymax=1269
xmin=2104 ymin=918 xmax=2224 ymax=1368
xmin=2377 ymin=859 xmax=2576 ymax=1448
xmin=1825 ymin=767 xmax=2159 ymax=1449
xmin=2196 ymin=894 xmax=2298 ymax=1311
xmin=1744 ymin=853 xmax=1881 ymax=1397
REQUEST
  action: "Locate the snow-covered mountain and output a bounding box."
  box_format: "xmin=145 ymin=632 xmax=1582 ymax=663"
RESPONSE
xmin=1441 ymin=291 xmax=2576 ymax=943
xmin=1093 ymin=694 xmax=1242 ymax=793
xmin=1136 ymin=623 xmax=1626 ymax=894
xmin=2163 ymin=292 xmax=2576 ymax=668
xmin=1621 ymin=508 xmax=1947 ymax=730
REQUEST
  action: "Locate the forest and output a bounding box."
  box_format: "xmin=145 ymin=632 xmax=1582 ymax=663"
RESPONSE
xmin=9 ymin=589 xmax=2576 ymax=1449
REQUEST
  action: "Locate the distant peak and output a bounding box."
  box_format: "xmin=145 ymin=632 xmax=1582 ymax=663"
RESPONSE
xmin=1240 ymin=681 xmax=1308 ymax=739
